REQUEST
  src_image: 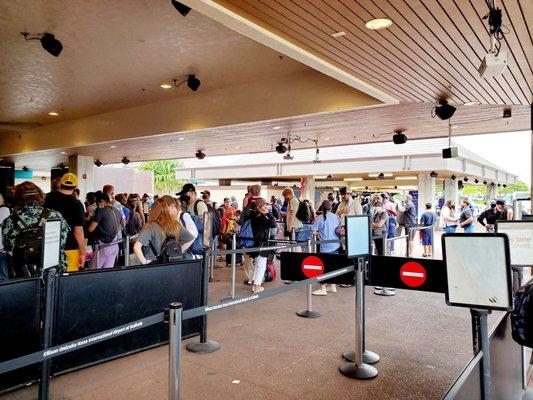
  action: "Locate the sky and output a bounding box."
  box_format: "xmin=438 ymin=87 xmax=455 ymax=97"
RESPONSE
xmin=453 ymin=130 xmax=531 ymax=186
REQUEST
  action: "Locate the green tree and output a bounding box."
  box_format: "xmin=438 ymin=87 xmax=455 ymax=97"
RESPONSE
xmin=497 ymin=180 xmax=530 ymax=196
xmin=139 ymin=160 xmax=185 ymax=195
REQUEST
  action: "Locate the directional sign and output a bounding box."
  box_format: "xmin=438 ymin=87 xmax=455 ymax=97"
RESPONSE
xmin=301 ymin=256 xmax=325 ymax=278
xmin=400 ymin=262 xmax=427 ymax=288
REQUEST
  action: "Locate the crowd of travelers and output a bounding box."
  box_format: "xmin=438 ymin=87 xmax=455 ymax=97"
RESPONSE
xmin=0 ymin=175 xmax=515 ymax=295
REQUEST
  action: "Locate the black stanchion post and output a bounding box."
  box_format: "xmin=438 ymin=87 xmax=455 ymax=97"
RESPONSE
xmin=186 ymin=256 xmax=220 ymax=354
xmin=94 ymin=243 xmax=100 ymax=268
xmin=340 ymin=257 xmax=378 ymax=380
xmin=290 ymin=228 xmax=295 ymax=252
xmin=39 ymin=268 xmax=58 ymax=400
xmin=124 ymin=235 xmax=130 ymax=267
xmin=373 ymin=232 xmax=396 ymax=297
xmin=296 ymin=240 xmax=321 ymax=319
xmin=471 ymin=309 xmax=491 ymax=400
xmin=406 ymin=226 xmax=410 ymax=258
xmin=231 ymin=233 xmax=237 ymax=299
xmin=168 ymin=302 xmax=182 ymax=400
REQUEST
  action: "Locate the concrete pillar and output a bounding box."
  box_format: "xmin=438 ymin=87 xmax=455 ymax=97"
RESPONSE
xmin=68 ymin=155 xmax=93 ymax=199
xmin=486 ymin=183 xmax=496 ymax=203
xmin=443 ymin=178 xmax=459 ymax=206
xmin=301 ymin=177 xmax=316 ymax=206
xmin=417 ymin=173 xmax=436 ymax=219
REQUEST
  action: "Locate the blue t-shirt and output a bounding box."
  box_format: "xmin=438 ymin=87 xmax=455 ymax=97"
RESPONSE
xmin=312 ymin=212 xmax=341 ymax=253
xmin=420 ymin=211 xmax=436 ymax=226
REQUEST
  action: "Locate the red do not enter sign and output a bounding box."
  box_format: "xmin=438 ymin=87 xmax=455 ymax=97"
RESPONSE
xmin=400 ymin=261 xmax=427 ymax=288
xmin=301 ymin=256 xmax=325 ymax=278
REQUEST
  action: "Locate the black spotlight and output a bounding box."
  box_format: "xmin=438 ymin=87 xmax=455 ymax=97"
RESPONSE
xmin=430 ymin=171 xmax=438 ymax=178
xmin=121 ymin=157 xmax=130 ymax=165
xmin=433 ymin=100 xmax=456 ymax=120
xmin=503 ymin=184 xmax=507 ymax=188
xmin=378 ymin=173 xmax=385 ymax=179
xmin=275 ymin=143 xmax=287 ymax=154
xmin=474 ymin=179 xmax=479 ymax=184
xmin=22 ymin=166 xmax=29 ymax=172
xmin=394 ymin=185 xmax=398 ymax=189
xmin=463 ymin=177 xmax=469 ymax=182
xmin=497 ymin=183 xmax=501 ymax=187
xmin=171 ymin=0 xmax=191 ymax=16
xmin=41 ymin=33 xmax=63 ymax=57
xmin=326 ymin=174 xmax=333 ymax=180
xmin=94 ymin=160 xmax=103 ymax=167
xmin=451 ymin=174 xmax=456 ymax=180
xmin=187 ymin=74 xmax=201 ymax=91
xmin=195 ymin=150 xmax=206 ymax=160
xmin=392 ymin=130 xmax=407 ymax=144
xmin=365 ymin=186 xmax=369 ymax=190
xmin=483 ymin=180 xmax=487 ymax=185
xmin=491 ymin=182 xmax=495 ymax=186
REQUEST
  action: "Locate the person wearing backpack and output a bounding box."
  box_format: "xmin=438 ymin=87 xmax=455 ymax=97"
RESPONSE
xmin=87 ymin=192 xmax=123 ymax=269
xmin=2 ymin=181 xmax=69 ymax=276
xmin=237 ymin=184 xmax=262 ymax=285
xmin=133 ymin=196 xmax=195 ymax=265
xmin=282 ymin=187 xmax=311 ymax=249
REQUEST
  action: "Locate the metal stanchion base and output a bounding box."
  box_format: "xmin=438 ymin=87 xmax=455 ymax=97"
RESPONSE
xmin=296 ymin=309 xmax=321 ymax=318
xmin=186 ymin=340 xmax=220 ymax=354
xmin=342 ymin=349 xmax=380 ymax=364
xmin=339 ymin=361 xmax=378 ymax=380
xmin=373 ymin=287 xmax=396 ymax=296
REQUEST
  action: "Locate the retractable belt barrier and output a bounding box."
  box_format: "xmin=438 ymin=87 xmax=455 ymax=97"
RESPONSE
xmin=0 ymin=265 xmax=353 ymax=377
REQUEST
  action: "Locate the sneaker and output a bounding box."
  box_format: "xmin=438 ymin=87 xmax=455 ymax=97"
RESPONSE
xmin=253 ymin=286 xmax=264 ymax=293
xmin=326 ymin=284 xmax=337 ymax=293
xmin=340 ymin=284 xmax=355 ymax=288
xmin=312 ymin=287 xmax=327 ymax=296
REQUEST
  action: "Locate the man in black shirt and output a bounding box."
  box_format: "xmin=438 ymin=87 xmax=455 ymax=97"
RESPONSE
xmin=477 ymin=201 xmax=498 ymax=232
xmin=495 ymin=199 xmax=514 ymax=221
xmin=44 ymin=173 xmax=86 ymax=271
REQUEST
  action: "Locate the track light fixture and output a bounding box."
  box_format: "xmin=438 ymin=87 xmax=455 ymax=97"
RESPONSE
xmin=377 ymin=173 xmax=385 ymax=179
xmin=171 ymin=0 xmax=191 ymax=16
xmin=451 ymin=175 xmax=456 ymax=180
xmin=121 ymin=157 xmax=130 ymax=165
xmin=430 ymin=171 xmax=438 ymax=178
xmin=273 ymin=132 xmax=320 ymax=162
xmin=463 ymin=177 xmax=469 ymax=182
xmin=483 ymin=180 xmax=487 ymax=185
xmin=94 ymin=160 xmax=103 ymax=167
xmin=195 ymin=150 xmax=206 ymax=160
xmin=22 ymin=166 xmax=29 ymax=172
xmin=474 ymin=179 xmax=479 ymax=184
xmin=432 ymin=99 xmax=456 ymax=120
xmin=275 ymin=143 xmax=287 ymax=154
xmin=392 ymin=129 xmax=407 ymax=144
xmin=497 ymin=183 xmax=501 ymax=187
xmin=491 ymin=182 xmax=495 ymax=186
xmin=21 ymin=32 xmax=63 ymax=57
xmin=503 ymin=184 xmax=507 ymax=188
xmin=172 ymin=74 xmax=201 ymax=92
xmin=326 ymin=175 xmax=333 ymax=180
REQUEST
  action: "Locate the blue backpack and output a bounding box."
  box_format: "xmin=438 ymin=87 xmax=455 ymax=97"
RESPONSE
xmin=180 ymin=212 xmax=204 ymax=255
xmin=237 ymin=219 xmax=254 ymax=248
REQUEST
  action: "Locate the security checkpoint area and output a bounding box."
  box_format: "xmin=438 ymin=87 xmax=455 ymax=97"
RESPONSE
xmin=1 ymin=0 xmax=533 ymax=399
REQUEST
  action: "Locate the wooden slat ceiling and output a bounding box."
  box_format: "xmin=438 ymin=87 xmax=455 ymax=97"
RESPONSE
xmin=6 ymin=102 xmax=530 ymax=170
xmin=217 ymin=0 xmax=533 ymax=105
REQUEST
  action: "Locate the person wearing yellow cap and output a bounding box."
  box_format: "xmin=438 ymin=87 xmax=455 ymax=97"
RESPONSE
xmin=44 ymin=172 xmax=86 ymax=271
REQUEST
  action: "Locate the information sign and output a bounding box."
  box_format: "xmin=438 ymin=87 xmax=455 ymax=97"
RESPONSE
xmin=42 ymin=220 xmax=61 ymax=270
xmin=496 ymin=221 xmax=533 ymax=266
xmin=345 ymin=215 xmax=370 ymax=258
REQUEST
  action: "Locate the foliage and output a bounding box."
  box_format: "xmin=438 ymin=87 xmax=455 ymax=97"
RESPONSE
xmin=497 ymin=180 xmax=529 ymax=196
xmin=139 ymin=160 xmax=185 ymax=195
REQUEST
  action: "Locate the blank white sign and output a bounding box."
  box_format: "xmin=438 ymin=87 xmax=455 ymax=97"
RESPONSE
xmin=43 ymin=220 xmax=61 ymax=270
xmin=444 ymin=235 xmax=510 ymax=310
xmin=496 ymin=222 xmax=533 ymax=266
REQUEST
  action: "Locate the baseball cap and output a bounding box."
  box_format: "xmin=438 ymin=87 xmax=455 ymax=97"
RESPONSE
xmin=176 ymin=183 xmax=196 ymax=196
xmin=490 ymin=200 xmax=497 ymax=207
xmin=200 ymin=190 xmax=211 ymax=196
xmin=60 ymin=173 xmax=78 ymax=188
xmin=339 ymin=186 xmax=348 ymax=195
xmin=496 ymin=199 xmax=505 ymax=206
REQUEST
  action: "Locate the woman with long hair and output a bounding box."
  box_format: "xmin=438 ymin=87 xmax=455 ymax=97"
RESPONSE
xmin=440 ymin=200 xmax=459 ymax=234
xmin=133 ymin=196 xmax=195 ymax=265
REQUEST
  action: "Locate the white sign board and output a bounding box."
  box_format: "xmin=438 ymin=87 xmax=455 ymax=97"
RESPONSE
xmin=496 ymin=221 xmax=533 ymax=266
xmin=443 ymin=234 xmax=512 ymax=311
xmin=345 ymin=216 xmax=370 ymax=258
xmin=42 ymin=220 xmax=61 ymax=270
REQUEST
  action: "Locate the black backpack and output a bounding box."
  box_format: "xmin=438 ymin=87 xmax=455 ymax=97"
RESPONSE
xmin=296 ymin=200 xmax=311 ymax=223
xmin=511 ymin=279 xmax=533 ymax=347
xmin=153 ymin=236 xmax=183 ymax=264
xmin=12 ymin=208 xmax=51 ymax=277
xmin=194 ymin=200 xmax=222 ymax=237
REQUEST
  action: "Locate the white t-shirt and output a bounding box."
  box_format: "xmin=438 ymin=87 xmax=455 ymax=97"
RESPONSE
xmin=0 ymin=206 xmax=11 ymax=251
xmin=180 ymin=212 xmax=198 ymax=240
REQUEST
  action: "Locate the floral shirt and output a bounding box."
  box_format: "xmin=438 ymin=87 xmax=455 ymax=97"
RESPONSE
xmin=1 ymin=204 xmax=70 ymax=270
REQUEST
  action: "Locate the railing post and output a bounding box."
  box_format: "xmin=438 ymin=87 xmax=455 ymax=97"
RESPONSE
xmin=186 ymin=256 xmax=220 ymax=354
xmin=168 ymin=302 xmax=182 ymax=400
xmin=231 ymin=233 xmax=237 ymax=299
xmin=94 ymin=243 xmax=100 ymax=269
xmin=373 ymin=233 xmax=395 ymax=296
xmin=39 ymin=268 xmax=58 ymax=400
xmin=296 ymin=239 xmax=320 ymax=318
xmin=340 ymin=257 xmax=378 ymax=380
xmin=406 ymin=226 xmax=411 ymax=258
xmin=471 ymin=309 xmax=491 ymax=400
xmin=124 ymin=235 xmax=130 ymax=267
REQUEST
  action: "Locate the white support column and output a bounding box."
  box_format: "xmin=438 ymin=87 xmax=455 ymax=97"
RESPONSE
xmin=486 ymin=183 xmax=496 ymax=204
xmin=443 ymin=178 xmax=459 ymax=206
xmin=68 ymin=155 xmax=93 ymax=199
xmin=417 ymin=173 xmax=436 ymax=219
xmin=301 ymin=177 xmax=316 ymax=206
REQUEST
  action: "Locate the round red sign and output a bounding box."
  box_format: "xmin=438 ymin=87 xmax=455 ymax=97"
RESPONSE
xmin=400 ymin=262 xmax=427 ymax=288
xmin=301 ymin=256 xmax=325 ymax=278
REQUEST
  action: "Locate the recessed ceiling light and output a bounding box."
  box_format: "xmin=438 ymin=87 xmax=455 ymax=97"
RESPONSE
xmin=395 ymin=176 xmax=417 ymax=180
xmin=160 ymin=83 xmax=172 ymax=89
xmin=322 ymin=137 xmax=330 ymax=141
xmin=110 ymin=145 xmax=116 ymax=149
xmin=331 ymin=31 xmax=346 ymax=38
xmin=368 ymin=173 xmax=392 ymax=177
xmin=273 ymin=126 xmax=281 ymax=130
xmin=464 ymin=101 xmax=481 ymax=106
xmin=313 ymin=175 xmax=328 ymax=179
xmin=49 ymin=112 xmax=59 ymax=116
xmin=451 ymin=124 xmax=460 ymax=129
xmin=343 ymin=177 xmax=363 ymax=181
xmin=177 ymin=137 xmax=185 ymax=141
xmin=365 ymin=18 xmax=393 ymax=30
xmin=60 ymin=151 xmax=67 ymax=155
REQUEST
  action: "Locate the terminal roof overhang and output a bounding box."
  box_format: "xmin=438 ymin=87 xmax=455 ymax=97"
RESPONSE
xmin=0 ymin=0 xmax=531 ymax=170
xmin=175 ymin=137 xmax=519 ymax=185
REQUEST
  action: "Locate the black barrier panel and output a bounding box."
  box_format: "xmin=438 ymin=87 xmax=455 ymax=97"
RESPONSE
xmin=280 ymin=252 xmax=355 ymax=284
xmin=51 ymin=261 xmax=203 ymax=375
xmin=369 ymin=255 xmax=446 ymax=293
xmin=0 ymin=278 xmax=41 ymax=393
